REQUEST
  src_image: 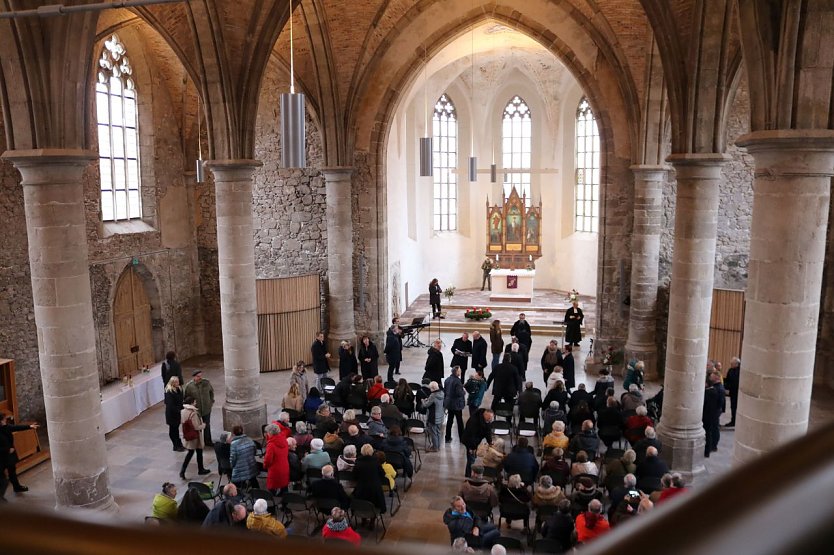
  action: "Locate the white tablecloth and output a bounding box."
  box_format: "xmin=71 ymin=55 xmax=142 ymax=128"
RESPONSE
xmin=101 ymin=363 xmax=165 ymax=434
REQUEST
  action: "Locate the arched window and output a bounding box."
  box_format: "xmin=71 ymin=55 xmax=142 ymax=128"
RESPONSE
xmin=432 ymin=93 xmax=457 ymax=231
xmin=502 ymin=95 xmax=532 ymax=204
xmin=575 ymin=97 xmax=599 ymax=233
xmin=96 ymin=34 xmax=141 ymax=222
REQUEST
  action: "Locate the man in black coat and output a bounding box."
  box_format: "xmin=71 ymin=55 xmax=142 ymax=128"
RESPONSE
xmin=309 ymin=464 xmax=351 ymax=509
xmin=635 ymin=446 xmax=669 ymax=492
xmin=568 ymin=383 xmax=593 ymax=412
xmin=510 ymin=313 xmax=533 ymax=353
xmin=724 ymin=357 xmax=740 ymax=427
xmin=487 ymin=354 xmax=521 ymax=409
xmin=311 ymin=331 xmax=331 ymax=390
xmin=462 ymin=408 xmax=494 ymax=477
xmin=561 ymin=346 xmax=576 ymax=391
xmin=703 ymin=373 xmax=725 ymax=457
xmin=424 ymin=338 xmax=445 ymax=384
xmin=160 ymin=351 xmax=183 ymax=388
xmin=471 ymin=331 xmax=488 ymax=374
xmin=385 ymin=318 xmax=404 ymax=382
xmin=450 ymin=332 xmax=473 ymax=371
xmin=0 ymin=413 xmax=39 ymax=494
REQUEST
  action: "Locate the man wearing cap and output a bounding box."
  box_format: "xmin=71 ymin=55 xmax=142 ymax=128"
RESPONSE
xmin=184 ymin=370 xmax=215 ymax=447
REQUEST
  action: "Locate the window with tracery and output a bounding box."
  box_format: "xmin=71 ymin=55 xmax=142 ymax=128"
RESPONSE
xmin=432 ymin=93 xmax=458 ymax=231
xmin=575 ymin=97 xmax=599 ymax=233
xmin=96 ymin=34 xmax=141 ymax=222
xmin=502 ymin=95 xmax=532 ymax=205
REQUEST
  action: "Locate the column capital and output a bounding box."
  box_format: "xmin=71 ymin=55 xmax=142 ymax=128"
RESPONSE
xmin=666 ymin=152 xmax=732 ymax=167
xmin=629 ymin=164 xmax=672 ymax=174
xmin=321 ymin=166 xmax=354 ymax=179
xmin=204 ymin=159 xmax=262 ymax=182
xmin=1 ymin=148 xmax=96 ymax=166
xmin=736 ymin=130 xmax=834 ymax=177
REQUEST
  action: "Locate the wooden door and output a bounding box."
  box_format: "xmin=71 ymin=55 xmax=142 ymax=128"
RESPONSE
xmin=114 ymin=268 xmax=154 ymax=378
xmin=708 ymin=288 xmax=745 ymax=368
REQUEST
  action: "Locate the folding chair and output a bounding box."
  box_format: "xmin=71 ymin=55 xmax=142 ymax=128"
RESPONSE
xmin=532 ymin=538 xmax=564 ymax=553
xmin=491 ymin=419 xmax=513 ymax=443
xmin=280 ymin=492 xmax=312 ymax=532
xmin=384 ymin=451 xmax=412 ymax=492
xmin=495 ymin=536 xmax=525 ymax=553
xmin=467 ymin=500 xmax=495 ymax=523
xmin=248 ymin=488 xmax=277 ymax=516
xmin=403 ymin=436 xmax=422 ymax=473
xmin=187 ymin=481 xmax=218 ymax=507
xmin=349 ymin=498 xmax=387 ymax=543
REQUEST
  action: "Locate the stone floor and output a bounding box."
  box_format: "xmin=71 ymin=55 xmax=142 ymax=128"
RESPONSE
xmin=7 ymin=330 xmax=834 ymax=548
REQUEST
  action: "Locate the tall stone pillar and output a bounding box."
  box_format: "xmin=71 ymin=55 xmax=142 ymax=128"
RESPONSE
xmin=656 ymin=153 xmax=729 ymax=477
xmin=733 ymin=131 xmax=834 ymax=465
xmin=2 ymin=149 xmax=116 ymax=511
xmin=205 ymin=160 xmax=266 ymax=437
xmin=625 ymin=165 xmax=667 ymax=379
xmin=322 ymin=167 xmax=356 ymax=355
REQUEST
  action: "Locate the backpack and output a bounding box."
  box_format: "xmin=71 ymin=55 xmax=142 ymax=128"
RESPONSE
xmin=465 ymin=378 xmax=481 ymax=396
xmin=182 ymin=413 xmax=199 ymax=441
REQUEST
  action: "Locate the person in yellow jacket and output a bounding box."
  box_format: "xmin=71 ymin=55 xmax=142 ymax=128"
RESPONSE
xmin=247 ymin=498 xmax=288 ymax=538
xmin=151 ymin=482 xmax=178 ymax=520
xmin=376 ymin=451 xmax=397 ymax=490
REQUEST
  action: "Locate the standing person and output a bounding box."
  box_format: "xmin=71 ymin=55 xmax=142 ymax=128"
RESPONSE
xmin=703 ymin=373 xmax=725 ymax=457
xmin=161 ymin=351 xmax=183 ymax=388
xmin=489 ymin=320 xmax=504 ymax=369
xmin=179 ymin=396 xmax=210 ymax=479
xmin=0 ymin=412 xmax=39 ymax=494
xmin=338 ymin=340 xmax=358 ymax=380
xmin=541 ymin=340 xmax=563 ymax=384
xmin=424 ymin=338 xmax=445 ymax=384
xmin=471 ymin=331 xmax=488 ymax=374
xmin=444 ymin=366 xmax=466 ymax=444
xmin=230 ymin=425 xmax=259 ymax=490
xmin=464 ymin=370 xmax=487 ymax=416
xmin=724 ymin=357 xmax=741 ymax=427
xmin=164 ymin=376 xmax=185 ymax=451
xmin=264 ymin=423 xmax=289 ymax=495
xmin=451 ymin=332 xmax=473 ymax=372
xmin=289 ymin=361 xmax=309 ymax=401
xmin=422 ymin=381 xmax=445 ymax=452
xmin=488 ymin=354 xmax=521 ymax=408
xmin=481 ymin=257 xmax=494 ymax=291
xmin=311 ymin=331 xmax=332 ymax=391
xmin=358 ymin=335 xmax=379 ymax=380
xmin=564 ymin=300 xmax=584 ymax=347
xmin=562 ymin=346 xmax=576 ymax=391
xmin=184 ymin=370 xmax=215 ymax=447
xmin=385 ymin=317 xmax=404 ymax=381
xmin=429 ymin=278 xmax=443 ymax=319
xmin=462 ymin=408 xmax=494 ymax=477
xmin=511 ymin=313 xmax=533 ymax=353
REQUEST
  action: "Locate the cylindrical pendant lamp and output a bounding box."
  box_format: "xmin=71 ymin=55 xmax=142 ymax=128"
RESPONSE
xmin=280 ymin=92 xmax=306 ymax=168
xmin=420 ymin=137 xmax=433 ymax=177
xmin=469 ymin=156 xmax=478 ymax=182
xmin=490 ymin=163 xmax=497 ymax=183
xmin=195 ymin=159 xmax=205 ymax=183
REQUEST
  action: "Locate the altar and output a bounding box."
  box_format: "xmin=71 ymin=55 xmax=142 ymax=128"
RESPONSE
xmin=100 ymin=362 xmax=164 ymax=434
xmin=491 ymin=269 xmax=536 ymax=302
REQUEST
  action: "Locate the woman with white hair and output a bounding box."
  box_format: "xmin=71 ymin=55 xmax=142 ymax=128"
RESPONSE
xmin=293 ymin=420 xmax=313 ymax=452
xmin=263 ymin=423 xmax=289 ymax=494
xmin=302 ymin=438 xmax=331 ymax=471
xmin=499 ymin=474 xmax=531 ymax=527
xmin=481 ymin=437 xmax=506 ymax=469
xmin=247 ymin=498 xmax=287 ymax=537
xmin=337 ymin=444 xmax=357 ymax=471
xmin=340 ymin=409 xmax=359 ymax=433
xmin=339 ymin=339 xmax=358 ymax=380
xmin=543 ymin=421 xmax=570 ymax=451
xmin=532 ymin=474 xmax=566 ymax=507
xmin=422 ymin=380 xmax=445 ymax=452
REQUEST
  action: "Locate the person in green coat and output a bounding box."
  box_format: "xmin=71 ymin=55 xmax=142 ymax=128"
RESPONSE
xmin=151 ymin=482 xmax=178 ymax=520
xmin=184 ymin=370 xmax=215 ymax=446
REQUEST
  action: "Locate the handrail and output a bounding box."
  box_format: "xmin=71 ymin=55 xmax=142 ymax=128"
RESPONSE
xmin=2 ymin=420 xmax=834 ymax=554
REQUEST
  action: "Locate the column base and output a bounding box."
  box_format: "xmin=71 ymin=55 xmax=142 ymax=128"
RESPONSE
xmin=223 ymin=403 xmax=268 ymax=438
xmin=624 ymin=344 xmax=658 ymax=380
xmin=656 ymin=423 xmax=707 ymax=480
xmin=55 ymin=471 xmax=119 ymax=512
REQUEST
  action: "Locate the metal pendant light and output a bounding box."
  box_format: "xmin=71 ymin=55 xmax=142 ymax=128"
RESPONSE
xmin=468 ymin=16 xmax=477 ymax=182
xmin=490 ymin=163 xmax=497 ymax=183
xmin=419 ymin=49 xmax=433 ymax=177
xmin=280 ymin=6 xmax=306 ymax=168
xmin=195 ymin=95 xmax=205 ymax=182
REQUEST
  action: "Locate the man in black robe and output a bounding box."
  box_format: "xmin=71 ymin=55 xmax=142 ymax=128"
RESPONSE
xmin=724 ymin=357 xmax=740 ymax=427
xmin=450 ymin=332 xmax=473 ymax=371
xmin=564 ymin=301 xmax=584 ymax=347
xmin=702 ymin=373 xmax=726 ymax=457
xmin=511 ymin=313 xmax=533 ymax=353
xmin=424 ymin=338 xmax=445 ymax=384
xmin=385 ymin=318 xmax=403 ymax=382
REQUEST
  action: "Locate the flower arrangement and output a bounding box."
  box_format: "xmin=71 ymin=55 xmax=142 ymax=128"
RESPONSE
xmin=568 ymin=289 xmax=579 ymax=302
xmin=602 ymin=346 xmax=623 ymax=366
xmin=443 ymin=286 xmax=457 ymax=302
xmin=465 ymin=307 xmax=493 ymax=320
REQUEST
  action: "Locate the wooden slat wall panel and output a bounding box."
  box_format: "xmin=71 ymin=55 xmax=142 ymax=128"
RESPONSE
xmin=257 ymin=275 xmax=320 ymax=372
xmin=708 ymin=288 xmax=745 ymax=367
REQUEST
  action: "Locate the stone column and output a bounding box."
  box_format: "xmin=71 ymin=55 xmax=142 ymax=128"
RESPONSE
xmin=733 ymin=131 xmax=834 ymax=465
xmin=656 ymin=153 xmax=729 ymax=477
xmin=625 ymin=165 xmax=667 ymax=379
xmin=322 ymin=167 xmax=356 ymax=355
xmin=205 ymin=160 xmax=266 ymax=437
xmin=1 ymin=149 xmax=116 ymax=511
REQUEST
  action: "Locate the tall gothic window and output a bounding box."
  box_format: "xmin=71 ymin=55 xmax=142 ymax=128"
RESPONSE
xmin=96 ymin=35 xmax=141 ymax=222
xmin=432 ymin=93 xmax=457 ymax=231
xmin=502 ymin=95 xmax=532 ymax=205
xmin=575 ymin=97 xmax=599 ymax=233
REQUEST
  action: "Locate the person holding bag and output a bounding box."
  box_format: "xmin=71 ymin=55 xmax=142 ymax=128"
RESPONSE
xmin=180 ymin=396 xmax=210 ymax=480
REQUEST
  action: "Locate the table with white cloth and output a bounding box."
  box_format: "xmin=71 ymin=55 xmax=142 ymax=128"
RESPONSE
xmin=100 ymin=363 xmax=165 ymax=434
xmin=490 ymin=269 xmax=535 ymax=302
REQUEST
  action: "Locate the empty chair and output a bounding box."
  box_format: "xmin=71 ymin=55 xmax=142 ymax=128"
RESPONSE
xmin=349 ymin=498 xmax=387 ymax=543
xmin=494 ymin=535 xmax=525 ymax=553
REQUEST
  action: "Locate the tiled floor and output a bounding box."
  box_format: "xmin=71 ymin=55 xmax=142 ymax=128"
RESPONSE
xmin=7 ymin=330 xmax=834 ymax=548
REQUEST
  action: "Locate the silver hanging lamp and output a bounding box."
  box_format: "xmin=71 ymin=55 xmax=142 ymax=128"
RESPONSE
xmin=468 ymin=18 xmax=477 ymax=183
xmin=195 ymin=95 xmax=205 ymax=182
xmin=419 ymin=48 xmax=433 ymax=177
xmin=280 ymin=6 xmax=306 ymax=168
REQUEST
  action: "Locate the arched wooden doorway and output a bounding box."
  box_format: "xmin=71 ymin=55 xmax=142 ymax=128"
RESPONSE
xmin=114 ymin=266 xmax=154 ymax=378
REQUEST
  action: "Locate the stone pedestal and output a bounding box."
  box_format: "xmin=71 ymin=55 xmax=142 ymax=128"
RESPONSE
xmin=205 ymin=160 xmax=266 ymax=437
xmin=656 ymin=153 xmax=729 ymax=478
xmin=733 ymin=131 xmax=834 ymax=466
xmin=625 ymin=165 xmax=667 ymax=379
xmin=2 ymin=149 xmax=116 ymax=511
xmin=322 ymin=168 xmax=356 ymax=356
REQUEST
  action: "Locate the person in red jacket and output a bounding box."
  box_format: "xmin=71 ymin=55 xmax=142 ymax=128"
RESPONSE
xmin=322 ymin=507 xmax=362 ymax=545
xmin=575 ymin=499 xmax=610 ymax=543
xmin=263 ymin=423 xmax=289 ymax=494
xmin=367 ymin=375 xmax=388 ymax=401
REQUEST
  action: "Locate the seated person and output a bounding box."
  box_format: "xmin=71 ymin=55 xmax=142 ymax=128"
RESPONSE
xmin=624 ymin=405 xmax=654 ymax=446
xmin=367 ymin=375 xmax=388 ymax=401
xmin=568 ymin=400 xmax=595 ymax=432
xmin=608 ymin=473 xmax=638 ymax=521
xmin=337 ymin=444 xmax=357 ymax=471
xmin=443 ymin=496 xmax=501 ymax=550
xmin=532 ymin=474 xmax=566 ymax=507
xmin=570 ymin=476 xmax=603 ymax=516
xmin=314 ymin=404 xmax=336 ymax=431
xmin=303 ymin=387 xmax=324 ymax=415
xmin=541 ymin=447 xmax=571 ymax=482
xmin=567 ymin=420 xmax=600 ymax=460
xmin=202 ymin=501 xmax=247 ymax=528
xmin=603 ymin=449 xmax=637 ymax=493
xmin=596 ymin=396 xmax=624 ymax=448
xmin=480 ymin=437 xmax=506 ymax=470
xmin=458 ymin=465 xmax=498 ymax=507
xmin=346 ymin=424 xmax=372 ymax=450
xmin=570 ymin=450 xmax=599 ymax=477
xmin=287 ymin=438 xmax=303 ymax=483
xmin=247 ymin=498 xmax=288 ymax=537
xmin=541 ymin=499 xmax=575 ymax=551
xmin=542 ymin=401 xmax=568 ymax=433
xmin=380 ymin=393 xmax=406 ymax=426
xmin=633 ymin=426 xmax=661 ymax=464
xmin=376 ymin=451 xmax=397 ymax=490
xmin=635 ymin=446 xmax=669 ymax=492
xmin=575 ymin=499 xmax=610 ymax=543
xmin=568 ymin=383 xmax=593 ymax=412
xmin=322 ymin=421 xmax=344 ymax=452
xmin=366 ymin=406 xmax=389 ymax=440
xmin=543 ymin=420 xmax=570 ymax=451
xmin=322 ymin=507 xmax=362 ymax=546
xmin=380 ymin=425 xmax=413 ymax=477
xmin=620 ymin=384 xmax=646 ymax=413
xmin=610 ymin=490 xmax=646 ymax=527
xmin=219 ymin=483 xmax=242 ymax=504
xmin=339 ymin=409 xmax=360 ymax=433
xmin=151 ymin=482 xmax=178 ymax=521
xmin=653 ymin=472 xmax=687 ymax=504
xmin=301 ymin=438 xmax=331 ymax=471
xmin=502 ymin=437 xmax=539 ymax=486
xmin=498 ymin=474 xmax=531 ymax=527
xmin=177 ymin=486 xmax=210 ymax=524
xmin=293 ymin=421 xmax=314 ymax=452
xmin=308 ymin=464 xmax=351 ymax=509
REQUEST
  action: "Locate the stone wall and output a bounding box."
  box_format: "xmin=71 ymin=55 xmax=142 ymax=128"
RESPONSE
xmin=656 ymin=74 xmax=754 ymax=372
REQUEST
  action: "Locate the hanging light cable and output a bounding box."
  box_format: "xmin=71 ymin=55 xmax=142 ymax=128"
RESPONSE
xmin=280 ymin=3 xmax=306 ymax=168
xmin=419 ymin=46 xmax=433 ymax=177
xmin=195 ymin=93 xmax=205 ymax=182
xmin=489 ymin=23 xmax=497 ymax=183
xmin=468 ymin=13 xmax=477 ymax=182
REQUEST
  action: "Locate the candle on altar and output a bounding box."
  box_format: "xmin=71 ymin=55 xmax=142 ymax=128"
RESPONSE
xmin=496 ymin=254 xmax=500 ymax=261
xmin=529 ymin=255 xmax=532 ymax=262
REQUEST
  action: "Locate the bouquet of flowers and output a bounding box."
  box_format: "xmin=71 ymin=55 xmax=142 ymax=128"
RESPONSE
xmin=465 ymin=307 xmax=493 ymax=320
xmin=443 ymin=286 xmax=457 ymax=302
xmin=602 ymin=346 xmax=623 ymax=366
xmin=568 ymin=289 xmax=579 ymax=302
